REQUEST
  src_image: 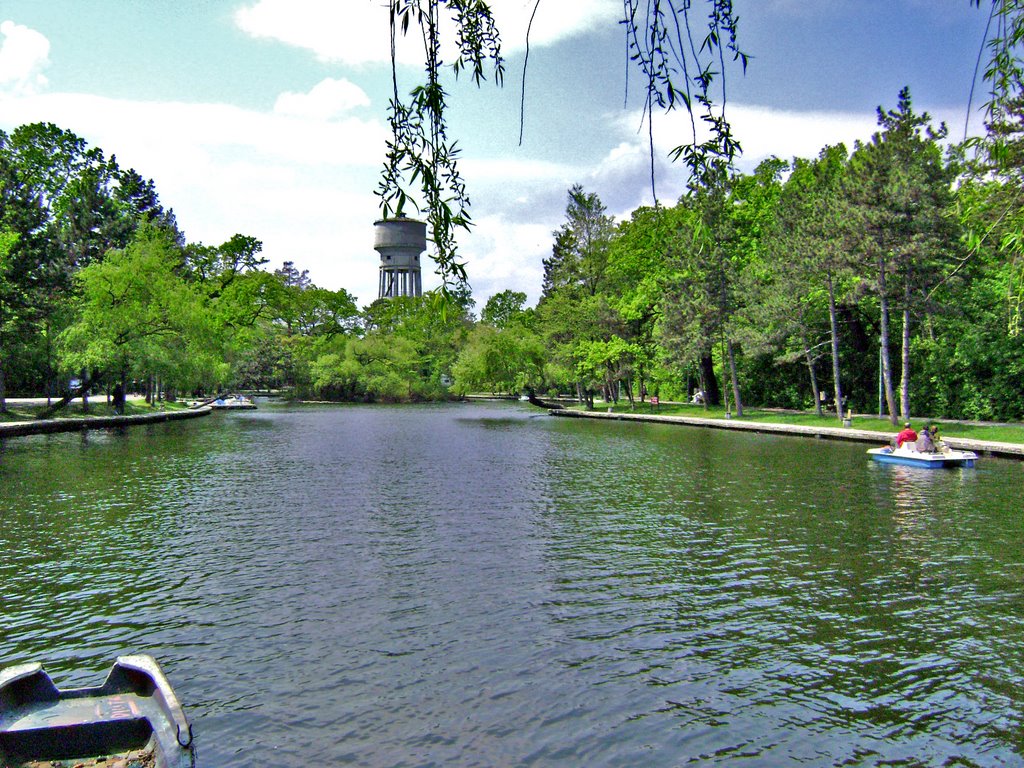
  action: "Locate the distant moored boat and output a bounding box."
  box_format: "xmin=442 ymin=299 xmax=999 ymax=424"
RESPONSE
xmin=210 ymin=395 xmax=257 ymax=410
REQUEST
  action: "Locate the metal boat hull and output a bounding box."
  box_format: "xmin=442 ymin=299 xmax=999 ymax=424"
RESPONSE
xmin=0 ymin=655 xmax=194 ymax=768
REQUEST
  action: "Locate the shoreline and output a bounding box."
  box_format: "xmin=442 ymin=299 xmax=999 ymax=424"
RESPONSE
xmin=0 ymin=406 xmax=213 ymax=439
xmin=549 ymin=409 xmax=1024 ymax=460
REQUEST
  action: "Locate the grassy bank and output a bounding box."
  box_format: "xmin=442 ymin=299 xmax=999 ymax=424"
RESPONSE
xmin=585 ymin=401 xmax=1024 ymax=444
xmin=0 ymin=398 xmax=189 ymax=423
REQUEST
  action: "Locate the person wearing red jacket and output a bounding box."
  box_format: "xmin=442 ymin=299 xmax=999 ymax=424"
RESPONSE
xmin=895 ymin=422 xmax=918 ymax=448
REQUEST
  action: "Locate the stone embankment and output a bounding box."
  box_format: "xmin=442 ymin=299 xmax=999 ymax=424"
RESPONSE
xmin=0 ymin=407 xmax=212 ymax=439
xmin=549 ymin=409 xmax=1024 ymax=460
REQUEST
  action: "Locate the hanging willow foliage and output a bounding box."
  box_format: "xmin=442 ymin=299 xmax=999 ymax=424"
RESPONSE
xmin=378 ymin=0 xmax=503 ymax=295
xmin=382 ymin=1 xmax=1024 ymax=299
xmin=963 ymin=0 xmax=1024 ymax=334
xmin=622 ymin=0 xmax=747 ymax=195
xmin=378 ymin=0 xmax=751 ymax=288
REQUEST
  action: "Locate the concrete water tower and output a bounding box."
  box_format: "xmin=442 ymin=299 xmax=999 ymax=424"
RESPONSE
xmin=375 ymin=217 xmax=426 ymax=299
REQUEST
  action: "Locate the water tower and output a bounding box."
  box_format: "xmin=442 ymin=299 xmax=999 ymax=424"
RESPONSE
xmin=375 ymin=217 xmax=426 ymax=299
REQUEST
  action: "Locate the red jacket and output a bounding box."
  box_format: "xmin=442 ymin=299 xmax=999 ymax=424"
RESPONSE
xmin=896 ymin=427 xmax=918 ymax=447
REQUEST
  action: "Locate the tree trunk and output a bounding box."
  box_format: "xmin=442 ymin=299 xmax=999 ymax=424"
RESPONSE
xmin=727 ymin=339 xmax=743 ymax=418
xmin=80 ymin=368 xmax=89 ymax=414
xmin=44 ymin=318 xmax=53 ymax=406
xmin=0 ymin=350 xmax=6 ymax=414
xmin=802 ymin=332 xmax=822 ymax=417
xmin=877 ymin=256 xmax=899 ymax=425
xmin=900 ymin=276 xmax=912 ymax=419
xmin=826 ymin=271 xmax=845 ymax=421
xmin=38 ymin=374 xmax=97 ymax=419
xmin=115 ymin=368 xmax=128 ymax=415
xmin=700 ymin=353 xmax=720 ymax=406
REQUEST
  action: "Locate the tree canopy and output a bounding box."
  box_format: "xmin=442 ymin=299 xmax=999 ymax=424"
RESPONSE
xmin=3 ymin=2 xmax=1024 ymax=421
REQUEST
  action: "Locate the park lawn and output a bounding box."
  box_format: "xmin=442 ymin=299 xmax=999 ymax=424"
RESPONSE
xmin=0 ymin=399 xmax=188 ymax=423
xmin=595 ymin=401 xmax=1024 ymax=444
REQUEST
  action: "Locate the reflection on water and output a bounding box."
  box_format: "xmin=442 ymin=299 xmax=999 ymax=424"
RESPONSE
xmin=1 ymin=403 xmax=1023 ymax=767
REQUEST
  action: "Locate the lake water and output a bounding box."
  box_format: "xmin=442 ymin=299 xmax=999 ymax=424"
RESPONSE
xmin=1 ymin=401 xmax=1022 ymax=766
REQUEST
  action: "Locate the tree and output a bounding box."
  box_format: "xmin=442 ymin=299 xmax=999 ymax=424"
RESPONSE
xmin=185 ymin=234 xmax=267 ymax=298
xmin=760 ymin=145 xmax=853 ymax=420
xmin=451 ymin=322 xmax=544 ymax=395
xmin=845 ymin=88 xmax=960 ymax=423
xmin=658 ymin=198 xmax=722 ymax=406
xmin=547 ymin=185 xmax=615 ymax=299
xmin=605 ymin=205 xmax=679 ymax=402
xmin=962 ymin=39 xmax=1024 ymax=334
xmin=113 ymin=167 xmax=181 ymax=243
xmin=378 ymin=0 xmax=503 ymax=295
xmin=540 ymin=227 xmax=578 ymax=300
xmin=0 ymin=123 xmax=178 ymax=400
xmin=722 ymin=157 xmax=788 ymax=416
xmin=659 ymin=158 xmax=787 ymax=417
xmin=386 ymin=2 xmax=1020 ymax=296
xmin=0 ymin=230 xmax=20 ymax=412
xmin=480 ymin=289 xmax=527 ymax=328
xmin=59 ymin=223 xmax=205 ymax=399
xmin=537 ymin=186 xmax=622 ymax=405
xmin=0 ymin=130 xmax=54 ymax=405
xmin=573 ymin=337 xmax=640 ymax=406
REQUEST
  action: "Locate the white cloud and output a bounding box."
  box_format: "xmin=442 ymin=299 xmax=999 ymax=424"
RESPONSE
xmin=612 ymin=103 xmax=880 ymax=176
xmin=234 ymin=0 xmax=621 ymax=66
xmin=461 ymin=215 xmax=553 ymax=307
xmin=274 ymin=77 xmax=370 ymax=119
xmin=455 ymin=101 xmax=892 ymax=306
xmin=632 ymin=101 xmax=971 ymax=174
xmin=235 ymin=0 xmax=386 ymax=65
xmin=491 ymin=0 xmax=621 ymax=50
xmin=726 ymin=104 xmax=879 ymax=165
xmin=0 ymin=86 xmax=395 ymax=303
xmin=0 ymin=20 xmax=50 ymax=96
xmin=0 ymin=67 xmax=892 ymax=310
xmin=0 ymin=91 xmax=389 ymax=169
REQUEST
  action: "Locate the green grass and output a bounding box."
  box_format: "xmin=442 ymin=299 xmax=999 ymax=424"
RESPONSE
xmin=584 ymin=401 xmax=1024 ymax=444
xmin=0 ymin=399 xmax=188 ymax=423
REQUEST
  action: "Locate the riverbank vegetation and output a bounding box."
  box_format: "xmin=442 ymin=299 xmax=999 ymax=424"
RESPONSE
xmin=597 ymin=402 xmax=1024 ymax=445
xmin=1 ymin=82 xmax=1023 ymax=422
xmin=454 ymin=83 xmax=1024 ymax=426
xmin=1 ymin=6 xmax=1022 ymax=423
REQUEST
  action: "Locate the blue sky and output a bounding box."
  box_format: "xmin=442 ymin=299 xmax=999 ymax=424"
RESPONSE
xmin=0 ymin=1 xmax=992 ymax=308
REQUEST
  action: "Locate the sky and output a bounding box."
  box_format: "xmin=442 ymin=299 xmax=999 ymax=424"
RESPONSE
xmin=0 ymin=1 xmax=995 ymax=310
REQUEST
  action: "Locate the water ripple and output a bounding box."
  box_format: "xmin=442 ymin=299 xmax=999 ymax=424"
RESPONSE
xmin=2 ymin=404 xmax=1023 ymax=766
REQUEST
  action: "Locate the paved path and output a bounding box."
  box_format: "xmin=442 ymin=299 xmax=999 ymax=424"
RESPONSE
xmin=550 ymin=409 xmax=1024 ymax=460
